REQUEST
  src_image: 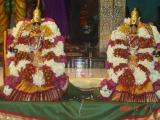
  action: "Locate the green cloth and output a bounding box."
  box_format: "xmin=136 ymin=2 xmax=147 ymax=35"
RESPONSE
xmin=0 ymin=84 xmax=159 ymax=120
xmin=0 ymin=100 xmax=159 ymax=120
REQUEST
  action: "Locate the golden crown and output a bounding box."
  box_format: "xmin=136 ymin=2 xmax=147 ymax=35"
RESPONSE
xmin=32 ymin=0 xmax=41 ymax=23
xmin=130 ymin=8 xmax=139 ymax=25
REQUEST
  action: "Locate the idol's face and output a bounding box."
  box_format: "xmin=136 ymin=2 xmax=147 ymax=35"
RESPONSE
xmin=131 ymin=16 xmax=138 ymax=25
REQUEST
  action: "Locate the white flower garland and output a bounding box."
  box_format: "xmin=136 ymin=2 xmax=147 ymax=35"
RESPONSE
xmin=44 ymin=60 xmax=65 ymax=77
xmin=124 ymin=18 xmax=130 ymax=24
xmin=41 ymin=21 xmax=61 ymax=40
xmin=41 ymin=41 xmax=65 ymax=56
xmin=14 ymin=44 xmax=31 ymax=53
xmin=16 ymin=60 xmax=31 ymax=71
xmin=21 ymin=30 xmax=30 ymax=37
xmin=107 ymin=69 xmax=118 ymax=83
xmin=137 ymin=27 xmax=151 ymax=38
xmin=9 ymin=60 xmax=31 ymax=77
xmin=53 ymin=41 xmax=65 ymax=56
xmin=138 ymin=48 xmax=155 ymax=54
xmin=111 ymin=30 xmax=128 ymax=41
xmin=111 ymin=44 xmax=128 ymax=49
xmin=12 ymin=21 xmax=24 ymax=37
xmin=107 ymin=45 xmax=128 ymax=67
xmin=41 ymin=47 xmax=55 ymax=56
xmin=107 ymin=24 xmax=158 ymax=86
xmin=7 ymin=51 xmax=15 ymax=58
xmin=150 ymin=25 xmax=160 ymax=43
xmin=133 ymin=67 xmax=147 ymax=85
xmin=32 ymin=70 xmax=45 ymax=86
xmin=138 ymin=60 xmax=154 ymax=72
xmin=8 ymin=19 xmax=66 ymax=87
xmin=156 ymin=90 xmax=160 ymax=99
xmin=150 ymin=71 xmax=160 ymax=83
xmin=3 ymin=85 xmax=13 ymax=96
xmin=9 ymin=61 xmax=19 ymax=77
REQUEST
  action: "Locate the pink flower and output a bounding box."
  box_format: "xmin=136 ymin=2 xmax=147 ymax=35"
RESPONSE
xmin=54 ymin=36 xmax=65 ymax=44
xmin=101 ymin=79 xmax=116 ymax=91
xmin=153 ymin=80 xmax=160 ymax=91
xmin=155 ymin=62 xmax=160 ymax=71
xmin=53 ymin=74 xmax=68 ymax=89
xmin=5 ymin=76 xmax=20 ymax=88
xmin=105 ymin=62 xmax=112 ymax=69
xmin=6 ymin=35 xmax=14 ymax=47
xmin=157 ymin=43 xmax=160 ymax=49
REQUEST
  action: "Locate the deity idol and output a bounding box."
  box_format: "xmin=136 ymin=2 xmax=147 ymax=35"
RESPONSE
xmin=3 ymin=0 xmax=68 ymax=101
xmin=100 ymin=8 xmax=160 ymax=102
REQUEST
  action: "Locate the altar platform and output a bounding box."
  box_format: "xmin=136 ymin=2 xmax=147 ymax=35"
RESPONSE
xmin=0 ymin=84 xmax=160 ymax=120
xmin=0 ymin=69 xmax=160 ymax=120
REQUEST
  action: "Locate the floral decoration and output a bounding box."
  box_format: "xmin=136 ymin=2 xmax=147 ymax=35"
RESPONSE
xmin=4 ymin=18 xmax=67 ymax=96
xmin=100 ymin=19 xmax=160 ymax=99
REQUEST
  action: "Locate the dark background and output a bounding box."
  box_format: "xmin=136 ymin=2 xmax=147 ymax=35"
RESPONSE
xmin=69 ymin=0 xmax=160 ymax=46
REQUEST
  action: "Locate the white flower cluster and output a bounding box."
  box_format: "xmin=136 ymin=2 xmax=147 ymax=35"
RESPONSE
xmin=9 ymin=62 xmax=19 ymax=77
xmin=53 ymin=41 xmax=65 ymax=56
xmin=137 ymin=27 xmax=151 ymax=38
xmin=124 ymin=18 xmax=131 ymax=24
xmin=44 ymin=60 xmax=65 ymax=77
xmin=14 ymin=44 xmax=31 ymax=53
xmin=12 ymin=21 xmax=24 ymax=37
xmin=3 ymin=85 xmax=13 ymax=96
xmin=138 ymin=48 xmax=155 ymax=54
xmin=133 ymin=67 xmax=147 ymax=85
xmin=16 ymin=60 xmax=31 ymax=71
xmin=7 ymin=51 xmax=15 ymax=58
xmin=156 ymin=90 xmax=160 ymax=99
xmin=107 ymin=33 xmax=128 ymax=84
xmin=21 ymin=30 xmax=30 ymax=37
xmin=150 ymin=71 xmax=160 ymax=83
xmin=9 ymin=60 xmax=31 ymax=77
xmin=107 ymin=45 xmax=128 ymax=67
xmin=41 ymin=21 xmax=61 ymax=40
xmin=100 ymin=85 xmax=112 ymax=98
xmin=150 ymin=25 xmax=160 ymax=43
xmin=138 ymin=60 xmax=154 ymax=72
xmin=32 ymin=70 xmax=45 ymax=86
xmin=107 ymin=69 xmax=118 ymax=83
xmin=41 ymin=41 xmax=65 ymax=56
xmin=111 ymin=30 xmax=128 ymax=41
xmin=41 ymin=47 xmax=55 ymax=56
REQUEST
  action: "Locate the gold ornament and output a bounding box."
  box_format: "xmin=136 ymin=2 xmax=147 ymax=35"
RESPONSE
xmin=130 ymin=8 xmax=139 ymax=25
xmin=130 ymin=8 xmax=140 ymax=34
xmin=32 ymin=0 xmax=41 ymax=23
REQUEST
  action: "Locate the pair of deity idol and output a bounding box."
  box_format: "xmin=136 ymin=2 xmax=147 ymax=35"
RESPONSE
xmin=3 ymin=4 xmax=160 ymax=102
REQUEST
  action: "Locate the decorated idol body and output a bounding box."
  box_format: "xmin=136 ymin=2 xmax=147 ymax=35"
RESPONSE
xmin=100 ymin=8 xmax=160 ymax=102
xmin=3 ymin=2 xmax=68 ymax=101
